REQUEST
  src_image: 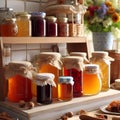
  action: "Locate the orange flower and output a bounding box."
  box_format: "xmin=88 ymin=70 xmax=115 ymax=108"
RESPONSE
xmin=112 ymin=13 xmax=120 ymax=22
xmin=107 ymin=7 xmax=115 ymax=14
xmin=105 ymin=1 xmax=112 ymax=7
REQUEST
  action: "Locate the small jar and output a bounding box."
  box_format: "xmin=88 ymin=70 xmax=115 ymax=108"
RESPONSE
xmin=34 ymin=73 xmax=55 ymax=104
xmin=58 ymin=76 xmax=74 ymax=101
xmin=31 ymin=12 xmax=46 ymax=37
xmin=0 ymin=18 xmax=18 ymax=36
xmin=58 ymin=17 xmax=69 ymax=37
xmin=90 ymin=51 xmax=114 ymax=91
xmin=83 ymin=64 xmax=101 ymax=95
xmin=63 ymin=56 xmax=84 ymax=97
xmin=46 ymin=16 xmax=58 ymax=37
xmin=5 ymin=61 xmax=34 ymax=102
xmin=15 ymin=12 xmax=31 ymax=36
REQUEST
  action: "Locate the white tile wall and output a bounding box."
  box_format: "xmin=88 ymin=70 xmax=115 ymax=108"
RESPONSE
xmin=2 ymin=0 xmax=58 ymax=63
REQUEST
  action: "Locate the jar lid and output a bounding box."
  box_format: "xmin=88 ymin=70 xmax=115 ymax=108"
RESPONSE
xmin=84 ymin=64 xmax=100 ymax=74
xmin=46 ymin=16 xmax=57 ymax=22
xmin=58 ymin=17 xmax=68 ymax=23
xmin=31 ymin=12 xmax=46 ymax=18
xmin=92 ymin=51 xmax=108 ymax=57
xmin=70 ymin=52 xmax=87 ymax=57
xmin=59 ymin=76 xmax=74 ymax=85
xmin=0 ymin=7 xmax=13 ymax=12
xmin=34 ymin=73 xmax=56 ymax=86
xmin=15 ymin=12 xmax=31 ymax=18
xmin=3 ymin=18 xmax=16 ymax=23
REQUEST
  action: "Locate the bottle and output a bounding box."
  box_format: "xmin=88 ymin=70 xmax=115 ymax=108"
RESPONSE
xmin=46 ymin=16 xmax=58 ymax=37
xmin=83 ymin=64 xmax=101 ymax=95
xmin=6 ymin=61 xmax=33 ymax=102
xmin=31 ymin=12 xmax=46 ymax=37
xmin=34 ymin=73 xmax=55 ymax=104
xmin=90 ymin=51 xmax=114 ymax=91
xmin=15 ymin=12 xmax=31 ymax=36
xmin=34 ymin=52 xmax=62 ymax=101
xmin=58 ymin=17 xmax=69 ymax=37
xmin=58 ymin=76 xmax=74 ymax=101
xmin=63 ymin=56 xmax=84 ymax=97
xmin=0 ymin=18 xmax=18 ymax=36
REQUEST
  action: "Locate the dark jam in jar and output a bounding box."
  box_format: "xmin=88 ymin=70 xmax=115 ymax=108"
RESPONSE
xmin=46 ymin=16 xmax=57 ymax=37
xmin=31 ymin=12 xmax=46 ymax=37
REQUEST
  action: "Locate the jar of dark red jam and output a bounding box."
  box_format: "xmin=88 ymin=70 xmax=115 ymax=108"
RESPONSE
xmin=31 ymin=12 xmax=46 ymax=37
xmin=34 ymin=73 xmax=55 ymax=104
xmin=46 ymin=16 xmax=58 ymax=37
xmin=63 ymin=56 xmax=84 ymax=97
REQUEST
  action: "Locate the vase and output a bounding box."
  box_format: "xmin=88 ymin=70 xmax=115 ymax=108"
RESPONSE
xmin=92 ymin=32 xmax=114 ymax=51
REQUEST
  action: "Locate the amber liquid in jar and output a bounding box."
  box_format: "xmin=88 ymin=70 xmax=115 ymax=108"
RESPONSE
xmin=39 ymin=64 xmax=59 ymax=100
xmin=8 ymin=75 xmax=32 ymax=102
xmin=83 ymin=64 xmax=101 ymax=95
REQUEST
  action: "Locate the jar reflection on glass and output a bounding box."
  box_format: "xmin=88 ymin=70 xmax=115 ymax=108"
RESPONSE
xmin=46 ymin=16 xmax=58 ymax=37
xmin=34 ymin=73 xmax=55 ymax=105
xmin=31 ymin=12 xmax=46 ymax=37
xmin=58 ymin=76 xmax=74 ymax=101
xmin=0 ymin=18 xmax=18 ymax=36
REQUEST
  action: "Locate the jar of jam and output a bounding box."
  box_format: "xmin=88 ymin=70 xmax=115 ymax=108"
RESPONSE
xmin=83 ymin=64 xmax=101 ymax=95
xmin=31 ymin=12 xmax=46 ymax=37
xmin=46 ymin=16 xmax=58 ymax=37
xmin=34 ymin=73 xmax=55 ymax=104
xmin=90 ymin=51 xmax=114 ymax=91
xmin=63 ymin=56 xmax=84 ymax=97
xmin=33 ymin=52 xmax=62 ymax=101
xmin=0 ymin=7 xmax=15 ymax=36
xmin=15 ymin=12 xmax=31 ymax=36
xmin=5 ymin=61 xmax=33 ymax=102
xmin=58 ymin=76 xmax=74 ymax=101
xmin=58 ymin=17 xmax=69 ymax=37
xmin=0 ymin=18 xmax=18 ymax=36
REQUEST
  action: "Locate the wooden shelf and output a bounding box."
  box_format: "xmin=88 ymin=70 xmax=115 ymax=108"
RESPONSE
xmin=2 ymin=36 xmax=87 ymax=44
xmin=0 ymin=89 xmax=120 ymax=120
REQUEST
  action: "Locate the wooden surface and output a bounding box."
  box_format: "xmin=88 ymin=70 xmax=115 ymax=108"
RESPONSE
xmin=0 ymin=89 xmax=120 ymax=120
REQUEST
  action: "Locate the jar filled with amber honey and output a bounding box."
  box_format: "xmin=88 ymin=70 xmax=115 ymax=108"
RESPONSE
xmin=58 ymin=76 xmax=74 ymax=101
xmin=83 ymin=64 xmax=101 ymax=95
xmin=34 ymin=73 xmax=55 ymax=104
xmin=90 ymin=51 xmax=114 ymax=91
xmin=5 ymin=61 xmax=34 ymax=102
xmin=33 ymin=52 xmax=62 ymax=101
xmin=15 ymin=12 xmax=31 ymax=36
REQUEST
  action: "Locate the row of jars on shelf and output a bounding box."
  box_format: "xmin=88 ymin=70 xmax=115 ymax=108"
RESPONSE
xmin=5 ymin=51 xmax=114 ymax=105
xmin=0 ymin=7 xmax=84 ymax=37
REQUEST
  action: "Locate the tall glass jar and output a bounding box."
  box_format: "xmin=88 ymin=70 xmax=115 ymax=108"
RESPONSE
xmin=58 ymin=17 xmax=69 ymax=37
xmin=63 ymin=56 xmax=84 ymax=97
xmin=0 ymin=18 xmax=18 ymax=36
xmin=15 ymin=12 xmax=31 ymax=36
xmin=90 ymin=51 xmax=114 ymax=91
xmin=5 ymin=61 xmax=34 ymax=102
xmin=58 ymin=76 xmax=74 ymax=101
xmin=83 ymin=64 xmax=101 ymax=95
xmin=34 ymin=73 xmax=55 ymax=104
xmin=34 ymin=52 xmax=62 ymax=101
xmin=46 ymin=16 xmax=58 ymax=37
xmin=31 ymin=12 xmax=46 ymax=37
xmin=0 ymin=7 xmax=15 ymax=36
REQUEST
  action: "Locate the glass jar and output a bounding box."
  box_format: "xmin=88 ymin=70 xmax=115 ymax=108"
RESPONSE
xmin=63 ymin=56 xmax=84 ymax=97
xmin=15 ymin=12 xmax=31 ymax=36
xmin=90 ymin=51 xmax=114 ymax=91
xmin=0 ymin=7 xmax=15 ymax=36
xmin=58 ymin=17 xmax=69 ymax=37
xmin=34 ymin=73 xmax=55 ymax=104
xmin=31 ymin=12 xmax=46 ymax=37
xmin=83 ymin=64 xmax=101 ymax=95
xmin=33 ymin=52 xmax=62 ymax=101
xmin=0 ymin=18 xmax=18 ymax=36
xmin=70 ymin=52 xmax=89 ymax=64
xmin=58 ymin=76 xmax=74 ymax=101
xmin=46 ymin=16 xmax=58 ymax=37
xmin=5 ymin=61 xmax=33 ymax=102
